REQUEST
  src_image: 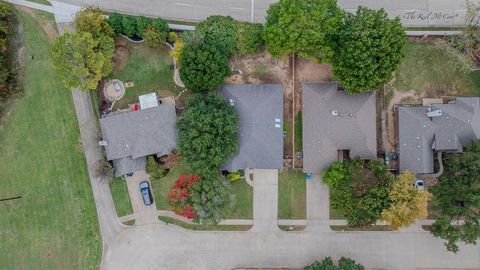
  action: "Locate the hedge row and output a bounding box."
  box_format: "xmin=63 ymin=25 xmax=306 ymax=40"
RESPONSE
xmin=107 ymin=12 xmax=169 ymax=39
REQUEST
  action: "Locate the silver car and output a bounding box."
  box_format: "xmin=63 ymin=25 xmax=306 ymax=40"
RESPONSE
xmin=139 ymin=181 xmax=153 ymax=206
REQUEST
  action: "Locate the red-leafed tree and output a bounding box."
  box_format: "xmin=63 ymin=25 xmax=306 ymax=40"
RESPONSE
xmin=168 ymin=175 xmax=200 ymax=219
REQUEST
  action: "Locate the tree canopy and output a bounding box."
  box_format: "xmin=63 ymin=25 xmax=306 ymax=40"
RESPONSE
xmin=304 ymin=256 xmax=364 ymax=270
xmin=332 ymin=7 xmax=406 ymax=94
xmin=179 ymin=42 xmax=231 ymax=92
xmin=196 ymin=15 xmax=238 ymax=55
xmin=430 ymin=140 xmax=480 ymax=253
xmin=324 ymin=158 xmax=393 ymax=227
xmin=189 ymin=173 xmax=233 ymax=225
xmin=52 ymin=31 xmax=113 ymax=90
xmin=236 ymin=22 xmax=264 ymax=55
xmin=263 ymin=0 xmax=343 ymax=61
xmin=381 ymin=171 xmax=431 ymax=230
xmin=0 ymin=2 xmax=18 ymax=97
xmin=74 ymin=6 xmax=114 ymax=39
xmin=177 ymin=93 xmax=239 ymax=176
xmin=52 ymin=7 xmax=114 ymax=91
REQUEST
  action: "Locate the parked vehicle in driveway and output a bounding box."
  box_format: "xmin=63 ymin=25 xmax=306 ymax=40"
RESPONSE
xmin=139 ymin=181 xmax=153 ymax=206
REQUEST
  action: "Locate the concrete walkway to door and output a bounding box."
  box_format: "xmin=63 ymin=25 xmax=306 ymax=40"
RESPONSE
xmin=306 ymin=174 xmax=330 ymax=231
xmin=252 ymin=169 xmax=279 ymax=232
xmin=126 ymin=171 xmax=159 ymax=226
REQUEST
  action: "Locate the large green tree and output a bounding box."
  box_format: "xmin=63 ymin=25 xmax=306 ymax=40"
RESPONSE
xmin=0 ymin=2 xmax=17 ymax=97
xmin=324 ymin=158 xmax=393 ymax=227
xmin=236 ymin=22 xmax=264 ymax=55
xmin=190 ymin=173 xmax=233 ymax=225
xmin=430 ymin=140 xmax=480 ymax=253
xmin=179 ymin=42 xmax=231 ymax=92
xmin=177 ymin=93 xmax=239 ymax=176
xmin=332 ymin=7 xmax=406 ymax=94
xmin=263 ymin=0 xmax=343 ymax=61
xmin=196 ymin=15 xmax=237 ymax=55
xmin=52 ymin=31 xmax=112 ymax=90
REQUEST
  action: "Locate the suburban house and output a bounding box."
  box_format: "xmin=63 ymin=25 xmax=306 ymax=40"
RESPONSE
xmin=398 ymin=97 xmax=480 ymax=174
xmin=302 ymin=82 xmax=377 ymax=174
xmin=219 ymin=84 xmax=284 ymax=171
xmin=99 ymin=94 xmax=177 ymax=176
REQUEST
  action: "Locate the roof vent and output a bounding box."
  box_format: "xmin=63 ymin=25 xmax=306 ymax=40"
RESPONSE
xmin=427 ymin=110 xmax=442 ymax=117
xmin=229 ymin=98 xmax=235 ymax=106
xmin=98 ymin=140 xmax=108 ymax=146
xmin=331 ymin=110 xmax=338 ymax=116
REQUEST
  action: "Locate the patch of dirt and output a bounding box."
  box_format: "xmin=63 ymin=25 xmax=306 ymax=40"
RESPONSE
xmin=17 ymin=7 xmax=57 ymax=40
xmin=112 ymin=36 xmax=131 ymax=71
xmin=227 ymin=51 xmax=289 ymax=84
xmin=295 ymin=58 xmax=332 ymax=82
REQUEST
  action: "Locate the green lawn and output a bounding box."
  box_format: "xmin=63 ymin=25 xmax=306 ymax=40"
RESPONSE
xmin=151 ymin=162 xmax=190 ymax=210
xmin=0 ymin=10 xmax=100 ymax=270
xmin=159 ymin=216 xmax=251 ymax=231
xmin=278 ymin=169 xmax=306 ymax=219
xmin=108 ymin=178 xmax=133 ymax=217
xmin=329 ymin=189 xmax=346 ymax=219
xmin=388 ymin=40 xmax=480 ymax=97
xmin=111 ymin=44 xmax=180 ymax=110
xmin=228 ymin=179 xmax=253 ymax=219
xmin=26 ymin=0 xmax=52 ymax=6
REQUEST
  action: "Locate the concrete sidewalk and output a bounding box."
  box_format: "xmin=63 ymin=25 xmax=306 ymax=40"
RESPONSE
xmin=252 ymin=169 xmax=279 ymax=232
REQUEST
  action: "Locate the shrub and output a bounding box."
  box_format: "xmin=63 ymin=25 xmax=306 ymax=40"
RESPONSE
xmin=143 ymin=26 xmax=166 ymax=48
xmin=305 ymin=256 xmax=364 ymax=270
xmin=226 ymin=171 xmax=241 ymax=182
xmin=107 ymin=12 xmax=123 ymax=34
xmin=179 ymin=42 xmax=231 ymax=92
xmin=177 ymin=93 xmax=239 ymax=176
xmin=121 ymin=14 xmax=137 ymax=38
xmin=168 ymin=175 xmax=200 ymax=219
xmin=0 ymin=2 xmax=19 ymax=97
xmin=146 ymin=156 xmax=167 ymax=180
xmin=236 ymin=22 xmax=264 ymax=55
xmin=196 ymin=15 xmax=237 ymax=55
xmin=169 ymin=32 xmax=185 ymax=64
xmin=136 ymin=16 xmax=153 ymax=37
xmin=151 ymin=18 xmax=169 ymax=35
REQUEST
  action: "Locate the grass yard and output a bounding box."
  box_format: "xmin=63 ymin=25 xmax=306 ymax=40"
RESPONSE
xmin=329 ymin=189 xmax=346 ymax=220
xmin=228 ymin=179 xmax=253 ymax=219
xmin=111 ymin=43 xmax=180 ymax=110
xmin=278 ymin=169 xmax=306 ymax=219
xmin=151 ymin=162 xmax=190 ymax=210
xmin=0 ymin=10 xmax=100 ymax=270
xmin=109 ymin=178 xmax=133 ymax=217
xmin=159 ymin=216 xmax=251 ymax=231
xmin=388 ymin=40 xmax=480 ymax=97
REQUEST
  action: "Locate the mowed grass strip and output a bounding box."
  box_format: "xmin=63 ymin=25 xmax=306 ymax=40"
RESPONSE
xmin=109 ymin=178 xmax=133 ymax=217
xmin=278 ymin=169 xmax=306 ymax=219
xmin=0 ymin=10 xmax=100 ymax=270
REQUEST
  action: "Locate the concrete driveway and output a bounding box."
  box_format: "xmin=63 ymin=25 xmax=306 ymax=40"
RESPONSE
xmin=252 ymin=169 xmax=278 ymax=232
xmin=125 ymin=171 xmax=159 ymax=225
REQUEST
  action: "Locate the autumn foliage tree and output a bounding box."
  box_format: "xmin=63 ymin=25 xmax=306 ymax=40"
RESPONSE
xmin=52 ymin=7 xmax=114 ymax=90
xmin=168 ymin=175 xmax=200 ymax=219
xmin=381 ymin=171 xmax=431 ymax=230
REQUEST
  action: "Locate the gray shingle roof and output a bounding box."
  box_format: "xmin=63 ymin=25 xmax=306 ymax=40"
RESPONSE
xmin=302 ymin=82 xmax=377 ymax=173
xmin=100 ymin=104 xmax=178 ymax=173
xmin=112 ymin=156 xmax=147 ymax=177
xmin=398 ymin=97 xmax=480 ymax=174
xmin=219 ymin=84 xmax=284 ymax=171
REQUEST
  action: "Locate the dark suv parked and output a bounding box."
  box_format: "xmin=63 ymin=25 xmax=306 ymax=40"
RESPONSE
xmin=139 ymin=181 xmax=153 ymax=206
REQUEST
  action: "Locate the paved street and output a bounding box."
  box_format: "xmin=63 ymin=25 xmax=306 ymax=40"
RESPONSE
xmin=55 ymin=0 xmax=476 ymax=26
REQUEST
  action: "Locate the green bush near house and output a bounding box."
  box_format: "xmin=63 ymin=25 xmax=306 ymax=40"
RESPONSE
xmin=146 ymin=156 xmax=167 ymax=180
xmin=226 ymin=171 xmax=242 ymax=182
xmin=236 ymin=21 xmax=264 ymax=55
